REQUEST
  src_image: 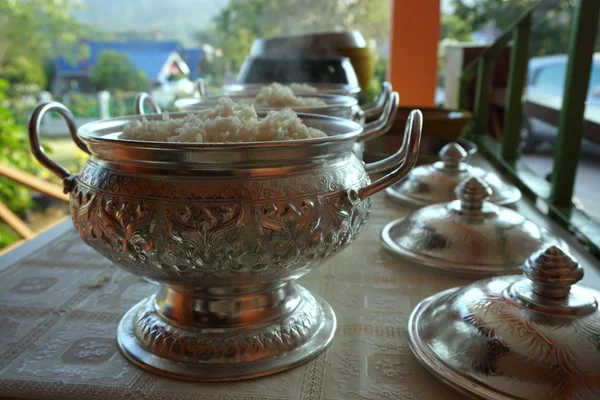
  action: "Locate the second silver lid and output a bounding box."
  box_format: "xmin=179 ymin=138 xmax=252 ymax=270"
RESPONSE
xmin=381 ymin=176 xmax=566 ymax=277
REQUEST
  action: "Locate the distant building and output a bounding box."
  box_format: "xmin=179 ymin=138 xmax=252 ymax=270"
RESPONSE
xmin=179 ymin=47 xmax=204 ymax=82
xmin=51 ymin=40 xmax=205 ymax=95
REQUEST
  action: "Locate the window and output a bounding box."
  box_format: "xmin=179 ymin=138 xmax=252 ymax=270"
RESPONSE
xmin=533 ymin=64 xmax=566 ymax=94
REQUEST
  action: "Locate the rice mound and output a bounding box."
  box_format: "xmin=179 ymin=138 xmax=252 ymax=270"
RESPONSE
xmin=288 ymin=83 xmax=318 ymax=93
xmin=254 ymin=83 xmax=327 ymax=108
xmin=121 ymin=97 xmax=327 ymax=143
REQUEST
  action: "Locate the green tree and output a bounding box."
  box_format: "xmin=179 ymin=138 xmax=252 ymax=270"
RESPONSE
xmin=0 ymin=0 xmax=84 ymax=88
xmin=0 ymin=78 xmax=45 ymax=247
xmin=447 ymin=0 xmax=600 ymax=57
xmin=89 ymin=50 xmax=149 ymax=92
xmin=0 ymin=1 xmax=84 ymax=248
xmin=441 ymin=14 xmax=473 ymax=42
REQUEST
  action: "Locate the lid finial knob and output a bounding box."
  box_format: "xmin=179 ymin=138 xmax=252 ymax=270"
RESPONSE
xmin=524 ymin=245 xmax=583 ymax=299
xmin=455 ymin=177 xmax=492 ymax=211
xmin=439 ymin=142 xmax=468 ymax=170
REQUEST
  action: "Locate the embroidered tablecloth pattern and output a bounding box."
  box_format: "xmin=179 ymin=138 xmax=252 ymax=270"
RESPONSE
xmin=0 ymin=193 xmax=479 ymax=399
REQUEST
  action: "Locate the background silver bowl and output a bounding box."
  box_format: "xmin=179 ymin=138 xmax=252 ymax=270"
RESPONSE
xmin=222 ymin=82 xmax=362 ymax=98
xmin=138 ymin=85 xmax=397 ymax=161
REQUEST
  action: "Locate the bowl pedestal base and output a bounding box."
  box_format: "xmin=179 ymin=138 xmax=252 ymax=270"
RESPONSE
xmin=117 ymin=282 xmax=336 ymax=381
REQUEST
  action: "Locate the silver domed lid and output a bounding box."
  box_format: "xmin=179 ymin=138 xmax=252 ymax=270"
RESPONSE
xmin=381 ymin=177 xmax=566 ymax=277
xmin=408 ymin=246 xmax=600 ymax=400
xmin=385 ymin=142 xmax=521 ymax=207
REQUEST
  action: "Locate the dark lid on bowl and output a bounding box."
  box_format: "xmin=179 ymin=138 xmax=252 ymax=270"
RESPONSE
xmin=237 ymin=55 xmax=360 ymax=86
xmin=409 ymin=245 xmax=600 ymax=399
xmin=250 ymin=30 xmax=367 ymax=57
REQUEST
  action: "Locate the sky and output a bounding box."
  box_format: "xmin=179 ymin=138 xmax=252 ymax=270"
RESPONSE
xmin=441 ymin=0 xmax=476 ymax=14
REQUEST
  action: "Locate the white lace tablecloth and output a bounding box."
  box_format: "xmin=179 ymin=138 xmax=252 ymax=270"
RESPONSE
xmin=1 ymin=161 xmax=599 ymax=399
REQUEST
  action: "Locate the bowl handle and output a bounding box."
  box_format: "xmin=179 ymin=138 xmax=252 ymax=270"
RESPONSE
xmin=361 ymin=81 xmax=392 ymax=119
xmin=134 ymin=92 xmax=162 ymax=115
xmin=28 ymin=102 xmax=89 ymax=194
xmin=356 ymin=91 xmax=399 ymax=144
xmin=349 ymin=109 xmax=422 ymax=202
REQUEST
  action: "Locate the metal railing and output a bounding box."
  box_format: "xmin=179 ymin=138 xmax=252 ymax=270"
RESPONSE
xmin=458 ymin=0 xmax=600 ymax=258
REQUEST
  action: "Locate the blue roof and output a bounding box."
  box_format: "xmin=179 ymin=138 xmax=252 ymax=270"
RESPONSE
xmin=54 ymin=56 xmax=85 ymax=75
xmin=89 ymin=40 xmax=181 ymax=54
xmin=54 ymin=40 xmax=184 ymax=79
xmin=180 ymin=48 xmax=204 ymax=80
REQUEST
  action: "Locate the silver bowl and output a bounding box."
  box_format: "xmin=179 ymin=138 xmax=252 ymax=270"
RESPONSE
xmin=221 ymin=82 xmax=362 ymax=98
xmin=220 ymin=81 xmax=391 ymax=119
xmin=172 ymin=83 xmax=394 ymax=124
xmin=28 ymin=102 xmax=422 ymax=381
xmin=137 ymin=83 xmax=397 ymax=160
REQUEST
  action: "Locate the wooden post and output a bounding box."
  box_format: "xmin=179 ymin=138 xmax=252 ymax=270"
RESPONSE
xmin=502 ymin=14 xmax=531 ymax=161
xmin=98 ymin=90 xmax=111 ymax=119
xmin=473 ymin=59 xmax=494 ymax=134
xmin=550 ymin=0 xmax=600 ymax=206
xmin=388 ymin=0 xmax=441 ymax=107
xmin=0 ymin=164 xmax=69 ymax=203
xmin=0 ymin=202 xmax=34 ymax=239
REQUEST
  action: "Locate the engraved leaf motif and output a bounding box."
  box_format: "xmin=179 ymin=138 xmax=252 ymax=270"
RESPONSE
xmin=572 ymin=313 xmax=600 ymax=352
xmin=466 ymin=294 xmax=557 ymax=367
xmin=445 ymin=218 xmax=489 ymax=262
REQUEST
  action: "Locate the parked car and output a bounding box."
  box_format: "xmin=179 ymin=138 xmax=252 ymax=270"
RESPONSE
xmin=522 ymin=54 xmax=600 ymax=153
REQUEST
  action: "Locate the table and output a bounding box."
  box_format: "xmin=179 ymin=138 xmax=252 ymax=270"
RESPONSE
xmin=1 ymin=157 xmax=599 ymax=400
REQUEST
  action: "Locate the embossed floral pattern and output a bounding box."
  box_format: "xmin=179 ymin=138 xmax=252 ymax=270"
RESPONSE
xmin=70 ymin=161 xmax=371 ymax=282
xmin=132 ymin=292 xmax=322 ymax=363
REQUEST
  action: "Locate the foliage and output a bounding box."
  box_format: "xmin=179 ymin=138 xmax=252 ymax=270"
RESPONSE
xmin=89 ymin=50 xmax=149 ymax=92
xmin=0 ymin=224 xmax=19 ymax=249
xmin=197 ymin=0 xmax=390 ymax=81
xmin=362 ymin=58 xmax=388 ymax=103
xmin=447 ymin=0 xmax=600 ymax=57
xmin=0 ymin=79 xmax=43 ymax=219
xmin=373 ymin=58 xmax=387 ymax=83
xmin=109 ymin=93 xmax=137 ymax=116
xmin=0 ymin=1 xmax=83 ymax=248
xmin=67 ymin=93 xmax=100 ymax=118
xmin=441 ymin=14 xmax=473 ymax=42
xmin=363 ymin=77 xmax=381 ymax=105
xmin=0 ymin=0 xmax=84 ymax=88
xmin=54 ymin=92 xmax=138 ymax=119
xmin=438 ymin=0 xmax=600 ymax=91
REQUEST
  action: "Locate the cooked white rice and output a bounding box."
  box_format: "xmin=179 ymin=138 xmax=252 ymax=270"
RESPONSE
xmin=288 ymin=83 xmax=318 ymax=93
xmin=254 ymin=83 xmax=327 ymax=108
xmin=121 ymin=97 xmax=326 ymax=143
